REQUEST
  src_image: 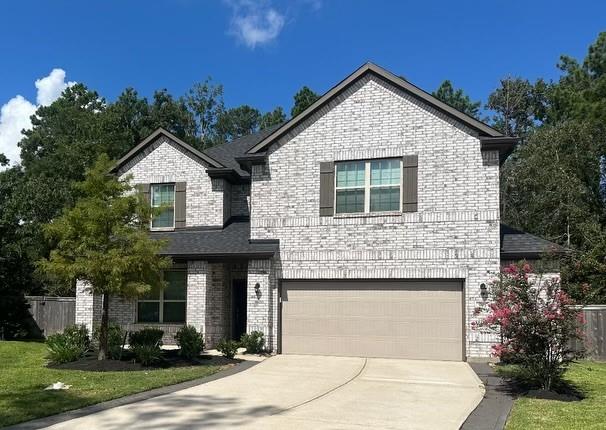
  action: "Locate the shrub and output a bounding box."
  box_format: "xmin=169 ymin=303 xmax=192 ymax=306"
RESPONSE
xmin=93 ymin=323 xmax=126 ymax=360
xmin=175 ymin=325 xmax=204 ymax=360
xmin=475 ymin=262 xmax=585 ymax=390
xmin=129 ymin=328 xmax=164 ymax=348
xmin=129 ymin=328 xmax=163 ymax=365
xmin=216 ymin=339 xmax=239 ymax=359
xmin=46 ymin=325 xmax=90 ymax=364
xmin=240 ymin=331 xmax=265 ymax=354
xmin=131 ymin=344 xmax=163 ymax=366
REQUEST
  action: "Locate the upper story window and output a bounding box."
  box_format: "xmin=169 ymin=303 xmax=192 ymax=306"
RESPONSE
xmin=335 ymin=158 xmax=401 ymax=214
xmin=151 ymin=184 xmax=175 ymax=230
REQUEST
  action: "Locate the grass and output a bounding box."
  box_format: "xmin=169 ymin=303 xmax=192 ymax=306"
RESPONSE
xmin=500 ymin=361 xmax=606 ymax=430
xmin=0 ymin=340 xmax=225 ymax=428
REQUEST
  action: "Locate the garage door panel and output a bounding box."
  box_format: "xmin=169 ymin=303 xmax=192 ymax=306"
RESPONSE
xmin=281 ymin=280 xmax=463 ymax=361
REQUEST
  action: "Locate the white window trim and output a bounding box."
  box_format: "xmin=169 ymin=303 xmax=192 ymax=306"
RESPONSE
xmin=137 ymin=269 xmax=187 ymax=324
xmin=150 ymin=183 xmax=176 ymax=231
xmin=334 ymin=158 xmax=403 ymax=215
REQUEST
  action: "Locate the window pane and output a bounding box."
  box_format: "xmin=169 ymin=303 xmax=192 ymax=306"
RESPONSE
xmin=152 ymin=208 xmax=174 ymax=228
xmin=164 ymin=270 xmax=187 ymax=300
xmin=152 ymin=184 xmax=175 ymax=207
xmin=370 ymin=186 xmax=400 ymax=212
xmin=151 ymin=184 xmax=175 ymax=228
xmin=163 ymin=302 xmax=186 ymax=323
xmin=141 ymin=283 xmax=161 ymax=300
xmin=138 ymin=302 xmax=160 ymax=323
xmin=371 ymin=159 xmax=400 ymax=186
xmin=336 ymin=161 xmax=365 ymax=187
xmin=336 ymin=189 xmax=365 ymax=213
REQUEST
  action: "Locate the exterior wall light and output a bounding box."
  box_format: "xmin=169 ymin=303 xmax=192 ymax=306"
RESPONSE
xmin=480 ymin=283 xmax=488 ymax=300
xmin=254 ymin=283 xmax=261 ymax=299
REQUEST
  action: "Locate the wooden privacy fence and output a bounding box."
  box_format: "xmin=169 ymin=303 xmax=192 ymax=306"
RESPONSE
xmin=574 ymin=305 xmax=606 ymax=361
xmin=25 ymin=296 xmax=76 ymax=337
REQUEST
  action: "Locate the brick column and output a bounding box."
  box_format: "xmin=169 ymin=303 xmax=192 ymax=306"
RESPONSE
xmin=247 ymin=259 xmax=276 ymax=351
xmin=75 ymin=280 xmax=102 ymax=334
xmin=186 ymin=260 xmax=208 ymax=336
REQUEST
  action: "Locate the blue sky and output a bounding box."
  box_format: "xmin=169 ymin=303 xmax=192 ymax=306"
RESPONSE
xmin=1 ymin=0 xmax=605 ymax=164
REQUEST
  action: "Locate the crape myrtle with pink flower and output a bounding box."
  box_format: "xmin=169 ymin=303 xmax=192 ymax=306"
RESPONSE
xmin=474 ymin=262 xmax=586 ymax=390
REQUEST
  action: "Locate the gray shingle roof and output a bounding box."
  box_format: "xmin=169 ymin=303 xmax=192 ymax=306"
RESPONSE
xmin=203 ymin=123 xmax=284 ymax=176
xmin=150 ymin=220 xmax=278 ymax=258
xmin=500 ymin=224 xmax=566 ymax=258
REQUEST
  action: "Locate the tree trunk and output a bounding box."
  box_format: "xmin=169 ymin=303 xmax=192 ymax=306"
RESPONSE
xmin=97 ymin=293 xmax=109 ymax=360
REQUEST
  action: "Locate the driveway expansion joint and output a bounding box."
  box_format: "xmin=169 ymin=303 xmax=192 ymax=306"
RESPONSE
xmin=272 ymin=357 xmax=368 ymax=415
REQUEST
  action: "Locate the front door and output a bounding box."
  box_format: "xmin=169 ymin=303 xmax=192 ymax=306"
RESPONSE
xmin=232 ymin=279 xmax=247 ymax=340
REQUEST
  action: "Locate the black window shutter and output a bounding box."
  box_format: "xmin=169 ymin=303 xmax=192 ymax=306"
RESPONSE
xmin=402 ymin=155 xmax=418 ymax=212
xmin=175 ymin=182 xmax=187 ymax=228
xmin=319 ymin=161 xmax=335 ymax=217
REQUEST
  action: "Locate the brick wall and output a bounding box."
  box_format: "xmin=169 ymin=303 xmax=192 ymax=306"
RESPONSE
xmin=249 ymin=75 xmax=501 ymax=358
xmin=230 ymin=184 xmax=250 ymax=217
xmin=116 ymin=135 xmax=227 ymax=227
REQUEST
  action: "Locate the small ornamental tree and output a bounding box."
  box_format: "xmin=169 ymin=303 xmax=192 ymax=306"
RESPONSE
xmin=38 ymin=154 xmax=171 ymax=360
xmin=475 ymin=262 xmax=585 ymax=390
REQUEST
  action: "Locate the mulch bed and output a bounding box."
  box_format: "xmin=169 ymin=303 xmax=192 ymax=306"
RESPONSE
xmin=48 ymin=349 xmax=240 ymax=372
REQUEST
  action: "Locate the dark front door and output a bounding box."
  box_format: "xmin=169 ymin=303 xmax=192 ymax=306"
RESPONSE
xmin=232 ymin=279 xmax=247 ymax=340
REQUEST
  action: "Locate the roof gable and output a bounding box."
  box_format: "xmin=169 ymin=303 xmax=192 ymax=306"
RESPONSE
xmin=247 ymin=62 xmax=505 ymax=155
xmin=111 ymin=128 xmax=224 ymax=173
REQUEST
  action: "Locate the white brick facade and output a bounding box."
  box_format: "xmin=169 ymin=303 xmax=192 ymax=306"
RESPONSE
xmin=75 ymin=71 xmax=506 ymax=359
xmin=116 ymin=135 xmax=227 ymax=227
xmin=249 ymin=75 xmax=501 ymax=358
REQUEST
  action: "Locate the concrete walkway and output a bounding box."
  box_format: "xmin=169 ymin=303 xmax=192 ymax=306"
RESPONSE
xmin=42 ymin=355 xmax=484 ymax=430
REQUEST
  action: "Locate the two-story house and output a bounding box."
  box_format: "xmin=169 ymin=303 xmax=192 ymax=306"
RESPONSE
xmin=75 ymin=63 xmax=563 ymax=361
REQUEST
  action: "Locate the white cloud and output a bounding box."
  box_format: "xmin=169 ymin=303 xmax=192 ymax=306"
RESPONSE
xmin=227 ymin=1 xmax=285 ymax=48
xmin=0 ymin=96 xmax=36 ymax=167
xmin=0 ymin=68 xmax=74 ymax=168
xmin=35 ymin=69 xmax=76 ymax=106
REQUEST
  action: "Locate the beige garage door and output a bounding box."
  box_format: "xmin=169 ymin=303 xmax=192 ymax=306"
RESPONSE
xmin=280 ymin=280 xmax=464 ymax=361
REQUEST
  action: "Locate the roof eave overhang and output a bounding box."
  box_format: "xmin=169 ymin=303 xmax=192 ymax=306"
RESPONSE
xmin=110 ymin=128 xmax=225 ymax=174
xmin=235 ymin=153 xmax=268 ymax=173
xmin=247 ymin=62 xmax=504 ymax=155
xmin=206 ymin=168 xmax=250 ymax=184
xmin=480 ymin=137 xmax=520 ymax=165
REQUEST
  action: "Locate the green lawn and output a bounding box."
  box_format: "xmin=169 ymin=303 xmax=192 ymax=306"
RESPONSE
xmin=503 ymin=361 xmax=606 ymax=430
xmin=0 ymin=341 xmax=225 ymax=428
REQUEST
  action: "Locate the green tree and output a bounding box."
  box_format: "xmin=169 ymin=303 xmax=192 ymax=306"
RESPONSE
xmin=0 ymin=153 xmax=8 ymax=166
xmin=486 ymin=77 xmax=549 ymax=137
xmin=100 ymin=88 xmax=151 ymax=158
xmin=0 ymin=166 xmax=43 ymax=339
xmin=549 ymin=32 xmax=606 ymax=126
xmin=38 ymin=155 xmax=171 ymax=359
xmin=260 ymin=107 xmax=286 ymax=129
xmin=148 ymin=90 xmax=197 ymax=146
xmin=291 ymin=86 xmax=319 ymax=117
xmin=501 ymin=121 xmax=604 ymax=248
xmin=432 ymin=80 xmax=481 ymax=119
xmin=19 ymin=84 xmax=105 ymax=178
xmin=186 ymin=78 xmax=224 ymax=145
xmin=214 ymin=105 xmax=261 ymax=144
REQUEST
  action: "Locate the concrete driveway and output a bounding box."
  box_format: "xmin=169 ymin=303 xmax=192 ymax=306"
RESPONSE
xmin=44 ymin=355 xmax=484 ymax=430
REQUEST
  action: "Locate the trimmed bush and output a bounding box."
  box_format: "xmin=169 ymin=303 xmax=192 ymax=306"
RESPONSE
xmin=129 ymin=328 xmax=164 ymax=348
xmin=129 ymin=328 xmax=164 ymax=365
xmin=240 ymin=331 xmax=265 ymax=354
xmin=175 ymin=325 xmax=204 ymax=360
xmin=93 ymin=323 xmax=126 ymax=359
xmin=216 ymin=339 xmax=239 ymax=359
xmin=46 ymin=325 xmax=90 ymax=364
